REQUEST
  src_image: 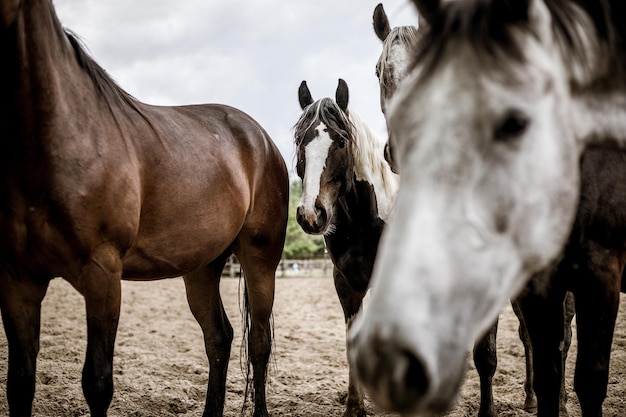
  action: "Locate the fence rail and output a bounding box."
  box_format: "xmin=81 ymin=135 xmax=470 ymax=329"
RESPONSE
xmin=222 ymin=256 xmax=333 ymax=278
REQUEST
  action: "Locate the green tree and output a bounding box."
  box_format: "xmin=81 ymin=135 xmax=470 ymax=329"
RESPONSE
xmin=283 ymin=180 xmax=326 ymax=259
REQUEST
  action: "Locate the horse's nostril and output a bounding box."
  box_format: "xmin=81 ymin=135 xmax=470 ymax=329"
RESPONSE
xmin=315 ymin=202 xmax=327 ymax=223
xmin=383 ymin=349 xmax=429 ymax=411
xmin=296 ymin=205 xmax=305 ymax=220
xmin=352 ymin=322 xmax=431 ymax=413
xmin=402 ymin=348 xmax=429 ymax=398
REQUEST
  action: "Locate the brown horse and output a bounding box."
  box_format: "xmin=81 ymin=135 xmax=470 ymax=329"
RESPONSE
xmin=0 ymin=1 xmax=289 ymax=417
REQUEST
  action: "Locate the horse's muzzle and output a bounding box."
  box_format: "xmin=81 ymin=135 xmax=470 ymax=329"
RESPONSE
xmin=296 ymin=203 xmax=329 ymax=235
xmin=348 ymin=313 xmax=465 ymax=416
xmin=349 ymin=324 xmax=431 ymax=414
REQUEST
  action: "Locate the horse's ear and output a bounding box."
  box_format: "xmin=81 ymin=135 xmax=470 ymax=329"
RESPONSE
xmin=410 ymin=0 xmax=440 ymax=25
xmin=336 ymin=79 xmax=349 ymax=112
xmin=373 ymin=4 xmax=391 ymax=41
xmin=526 ymin=0 xmax=553 ymax=44
xmin=298 ymin=81 xmax=314 ymax=110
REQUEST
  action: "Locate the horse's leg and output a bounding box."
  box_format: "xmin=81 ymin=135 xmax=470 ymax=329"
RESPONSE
xmin=560 ymin=292 xmax=575 ymax=415
xmin=511 ymin=298 xmax=536 ymax=412
xmin=334 ymin=268 xmax=367 ymax=417
xmin=517 ymin=275 xmax=567 ymax=417
xmin=78 ymin=248 xmax=123 ymax=417
xmin=236 ymin=244 xmax=282 ymax=417
xmin=0 ymin=271 xmax=49 ymax=417
xmin=572 ymin=251 xmax=621 ymax=417
xmin=472 ymin=318 xmax=498 ymax=417
xmin=183 ymin=255 xmax=233 ymax=417
xmin=515 ymin=289 xmax=574 ymax=415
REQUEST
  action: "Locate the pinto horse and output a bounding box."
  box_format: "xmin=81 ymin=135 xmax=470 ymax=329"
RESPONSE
xmin=350 ymin=0 xmax=626 ymax=416
xmin=294 ymin=79 xmax=398 ymax=417
xmin=0 ymin=1 xmax=288 ymax=417
xmin=372 ymin=4 xmax=576 ymax=416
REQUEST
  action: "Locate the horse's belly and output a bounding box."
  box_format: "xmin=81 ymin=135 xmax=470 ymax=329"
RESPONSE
xmin=121 ymin=241 xmax=231 ymax=279
xmin=120 ymin=209 xmax=245 ymax=280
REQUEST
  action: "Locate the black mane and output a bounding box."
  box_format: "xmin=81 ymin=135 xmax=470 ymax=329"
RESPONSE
xmin=65 ymin=30 xmax=139 ymax=109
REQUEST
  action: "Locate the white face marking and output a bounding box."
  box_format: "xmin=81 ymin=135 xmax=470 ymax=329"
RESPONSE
xmin=300 ymin=123 xmax=332 ymax=214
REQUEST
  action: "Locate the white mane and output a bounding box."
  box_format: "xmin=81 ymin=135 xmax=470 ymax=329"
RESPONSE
xmin=348 ymin=110 xmax=399 ymax=222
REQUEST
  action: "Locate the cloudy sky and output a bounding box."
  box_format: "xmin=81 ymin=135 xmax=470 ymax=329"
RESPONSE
xmin=53 ymin=0 xmax=419 ymax=176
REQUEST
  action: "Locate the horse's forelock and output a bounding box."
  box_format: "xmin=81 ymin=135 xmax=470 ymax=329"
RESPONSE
xmin=294 ymin=98 xmax=353 ymax=146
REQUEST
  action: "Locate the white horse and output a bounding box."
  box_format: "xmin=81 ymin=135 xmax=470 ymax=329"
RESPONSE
xmin=373 ymin=5 xmax=573 ymax=417
xmin=350 ymin=0 xmax=626 ymax=415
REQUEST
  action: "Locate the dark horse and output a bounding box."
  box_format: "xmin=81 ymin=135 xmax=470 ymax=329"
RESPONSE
xmin=0 ymin=1 xmax=289 ymax=417
xmin=294 ymin=79 xmax=398 ymax=417
xmin=515 ymin=148 xmax=626 ymax=417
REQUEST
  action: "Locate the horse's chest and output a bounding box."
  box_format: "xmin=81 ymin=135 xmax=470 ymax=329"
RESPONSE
xmin=325 ymin=202 xmax=385 ymax=280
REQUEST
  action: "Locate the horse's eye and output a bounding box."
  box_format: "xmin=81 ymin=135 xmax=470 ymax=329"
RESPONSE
xmin=338 ymin=139 xmax=346 ymax=149
xmin=494 ymin=111 xmax=529 ymax=142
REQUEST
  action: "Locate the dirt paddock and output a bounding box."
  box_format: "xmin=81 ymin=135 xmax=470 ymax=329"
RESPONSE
xmin=1 ymin=276 xmax=625 ymax=416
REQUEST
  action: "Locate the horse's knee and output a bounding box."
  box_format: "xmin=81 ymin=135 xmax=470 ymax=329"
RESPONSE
xmin=207 ymin=325 xmax=234 ymax=364
xmin=473 ymin=323 xmax=498 ymax=378
xmin=249 ymin=321 xmax=271 ymax=355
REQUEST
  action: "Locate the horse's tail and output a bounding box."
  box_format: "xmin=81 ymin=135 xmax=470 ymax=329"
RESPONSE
xmin=238 ymin=270 xmax=275 ymax=416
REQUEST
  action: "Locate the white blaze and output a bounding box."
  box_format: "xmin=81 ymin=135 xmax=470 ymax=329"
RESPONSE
xmin=300 ymin=123 xmax=332 ymax=212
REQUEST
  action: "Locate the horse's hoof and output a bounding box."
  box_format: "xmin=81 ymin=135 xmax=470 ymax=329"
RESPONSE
xmin=343 ymin=408 xmax=367 ymax=417
xmin=477 ymin=408 xmax=497 ymax=417
xmin=523 ymin=398 xmax=537 ymax=412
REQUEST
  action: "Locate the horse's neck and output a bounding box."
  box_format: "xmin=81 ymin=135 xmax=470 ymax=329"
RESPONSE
xmin=3 ymin=2 xmax=79 ymax=142
xmin=348 ymin=112 xmax=398 ymax=222
xmin=9 ymin=2 xmax=74 ymax=94
xmin=328 ymin=180 xmax=385 ymax=251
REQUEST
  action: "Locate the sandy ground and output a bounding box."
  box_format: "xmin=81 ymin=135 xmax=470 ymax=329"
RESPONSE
xmin=0 ymin=276 xmax=625 ymax=417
